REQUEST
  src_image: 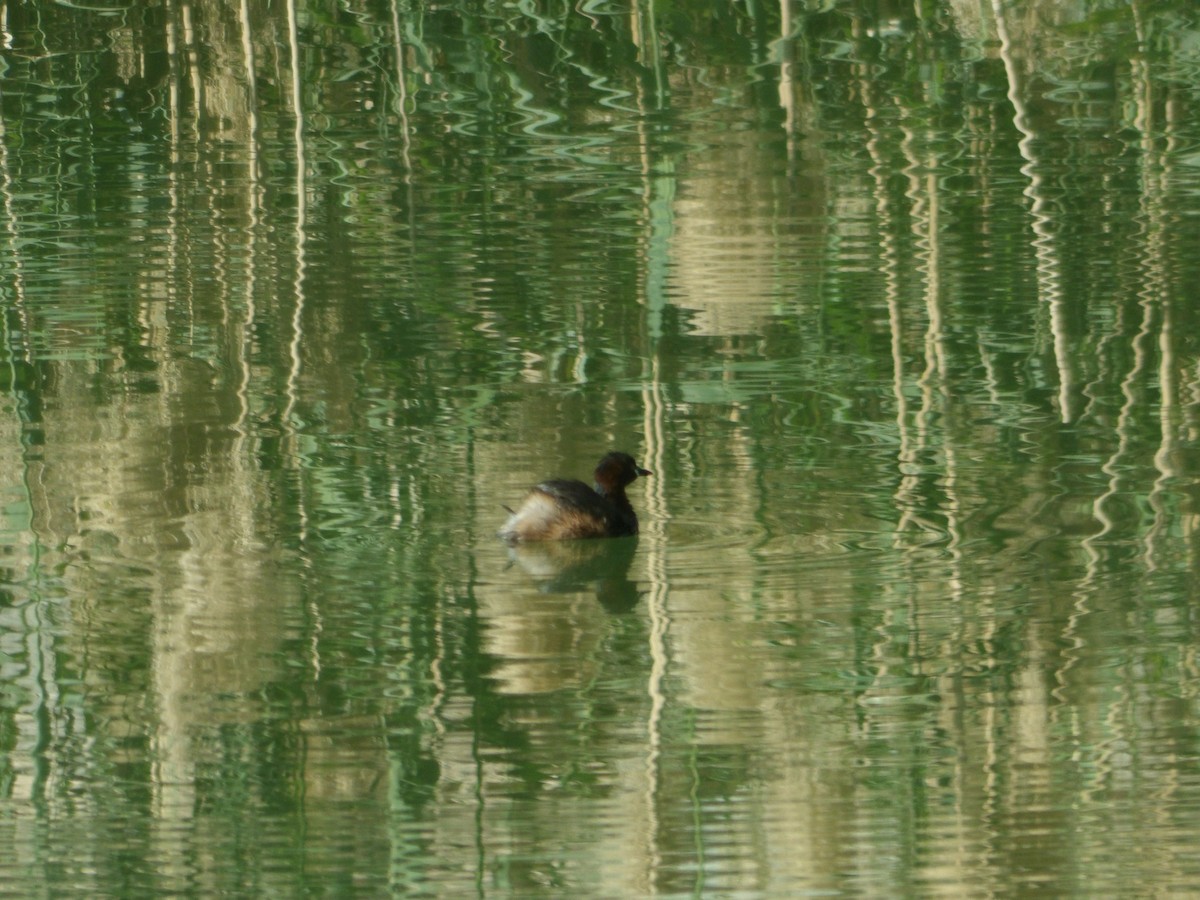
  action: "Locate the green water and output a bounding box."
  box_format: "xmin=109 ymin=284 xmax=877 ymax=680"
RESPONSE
xmin=2 ymin=0 xmax=1200 ymax=895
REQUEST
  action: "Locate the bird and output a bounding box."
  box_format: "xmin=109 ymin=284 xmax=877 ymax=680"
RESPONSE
xmin=499 ymin=451 xmax=652 ymax=542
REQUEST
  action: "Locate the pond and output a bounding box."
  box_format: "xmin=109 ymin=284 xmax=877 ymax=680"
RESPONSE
xmin=2 ymin=0 xmax=1200 ymax=895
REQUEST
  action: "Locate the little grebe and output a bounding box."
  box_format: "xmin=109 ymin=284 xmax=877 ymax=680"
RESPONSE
xmin=499 ymin=451 xmax=652 ymax=542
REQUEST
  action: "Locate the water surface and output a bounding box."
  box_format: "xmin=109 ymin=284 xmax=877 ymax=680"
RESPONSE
xmin=3 ymin=1 xmax=1200 ymax=896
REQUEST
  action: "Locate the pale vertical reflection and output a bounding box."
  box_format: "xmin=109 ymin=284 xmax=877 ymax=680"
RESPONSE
xmin=162 ymin=0 xmax=189 ymax=335
xmin=388 ymin=0 xmax=415 ymax=182
xmin=634 ymin=32 xmax=675 ymax=891
xmin=1186 ymin=351 xmax=1200 ymax=570
xmin=182 ymin=2 xmax=202 ymax=129
xmin=777 ymin=0 xmax=798 ymax=165
xmin=1010 ymin=617 xmax=1053 ymax=814
xmin=1132 ymin=0 xmax=1178 ymax=571
xmin=1070 ymin=250 xmax=1132 ymax=746
xmin=918 ymin=171 xmax=965 ymax=561
xmin=284 ymin=0 xmax=307 ymax=433
xmin=640 ymin=364 xmax=668 ymax=894
xmin=1144 ymin=220 xmax=1174 ymax=575
xmin=573 ymin=300 xmax=589 ymax=383
xmin=1187 ymin=361 xmax=1200 ymax=439
xmin=890 ymin=103 xmax=961 ymax=552
xmin=1082 ymin=295 xmax=1153 ymax=572
xmin=283 ymin=0 xmax=310 ymax=550
xmin=908 ymin=158 xmax=937 ymax=448
xmin=639 ymin=211 xmax=671 ymax=897
xmin=639 ymin=134 xmax=674 ymax=343
xmin=630 ymin=0 xmax=666 ymax=106
xmin=233 ymin=0 xmax=260 ymax=450
xmin=854 ymin=16 xmax=916 ymax=544
xmin=991 ymin=0 xmax=1072 ymax=422
xmin=1079 ymin=292 xmax=1124 ymax=424
xmin=165 ymin=7 xmax=179 ymax=149
xmin=151 ymin=1 xmax=199 ymax=880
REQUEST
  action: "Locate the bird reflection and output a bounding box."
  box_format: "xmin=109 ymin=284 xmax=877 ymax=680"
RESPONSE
xmin=505 ymin=536 xmax=642 ymax=613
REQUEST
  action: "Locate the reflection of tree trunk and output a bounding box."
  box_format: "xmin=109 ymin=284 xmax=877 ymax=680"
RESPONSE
xmin=1129 ymin=0 xmax=1177 ymax=570
xmin=633 ymin=0 xmax=670 ymax=885
xmin=388 ymin=0 xmax=416 ymax=185
xmin=853 ymin=14 xmax=916 ymax=541
xmin=779 ymin=0 xmax=797 ymax=166
xmin=991 ymin=0 xmax=1072 ymax=422
xmin=234 ymin=0 xmax=261 ymax=457
xmin=283 ymin=0 xmax=307 ymax=465
xmin=631 ymin=0 xmax=666 ymax=107
xmin=152 ymin=4 xmax=199 ymax=875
